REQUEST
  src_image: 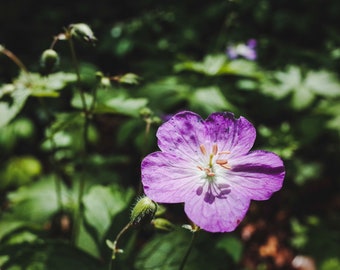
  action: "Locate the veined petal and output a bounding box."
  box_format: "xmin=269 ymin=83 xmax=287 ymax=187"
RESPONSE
xmin=156 ymin=111 xmax=206 ymax=162
xmin=205 ymin=112 xmax=256 ymax=157
xmin=184 ymin=188 xmax=250 ymax=232
xmin=141 ymin=151 xmax=200 ymax=203
xmin=229 ymin=150 xmax=285 ymax=200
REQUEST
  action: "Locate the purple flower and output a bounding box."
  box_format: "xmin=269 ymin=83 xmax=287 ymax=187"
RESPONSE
xmin=227 ymin=39 xmax=257 ymax=60
xmin=141 ymin=111 xmax=285 ymax=233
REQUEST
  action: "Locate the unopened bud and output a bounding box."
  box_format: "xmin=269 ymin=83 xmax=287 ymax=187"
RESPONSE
xmin=69 ymin=23 xmax=97 ymax=44
xmin=118 ymin=73 xmax=140 ymax=85
xmin=130 ymin=196 xmax=157 ymax=226
xmin=139 ymin=107 xmax=152 ymax=118
xmin=151 ymin=116 xmax=162 ymax=125
xmin=182 ymin=224 xmax=200 ymax=232
xmin=152 ymin=218 xmax=175 ymax=231
xmin=40 ymin=49 xmax=59 ymax=75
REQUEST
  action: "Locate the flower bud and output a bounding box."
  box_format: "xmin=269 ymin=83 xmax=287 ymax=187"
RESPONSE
xmin=118 ymin=73 xmax=140 ymax=85
xmin=152 ymin=218 xmax=175 ymax=231
xmin=40 ymin=49 xmax=59 ymax=75
xmin=69 ymin=23 xmax=97 ymax=44
xmin=130 ymin=196 xmax=157 ymax=227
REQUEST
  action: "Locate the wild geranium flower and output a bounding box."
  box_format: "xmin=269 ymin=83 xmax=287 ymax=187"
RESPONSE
xmin=227 ymin=39 xmax=257 ymax=60
xmin=141 ymin=111 xmax=285 ymax=233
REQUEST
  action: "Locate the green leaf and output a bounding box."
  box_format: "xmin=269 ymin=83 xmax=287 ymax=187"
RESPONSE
xmin=0 ymin=156 xmax=42 ymax=189
xmin=135 ymin=230 xmax=191 ymax=270
xmin=305 ymin=70 xmax=340 ymax=97
xmin=0 ymin=84 xmax=30 ymax=127
xmin=189 ymin=86 xmax=235 ymax=114
xmin=6 ymin=175 xmax=71 ymax=223
xmin=215 ymin=235 xmax=243 ymax=263
xmin=94 ymin=92 xmax=148 ymax=117
xmin=291 ymin=85 xmax=315 ymax=110
xmin=83 ymin=184 xmax=134 ymax=242
xmin=0 ymin=241 xmax=104 ymax=270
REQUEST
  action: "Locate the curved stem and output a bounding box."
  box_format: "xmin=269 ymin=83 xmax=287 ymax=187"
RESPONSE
xmin=108 ymin=222 xmax=132 ymax=270
xmin=0 ymin=46 xmax=29 ymax=75
xmin=179 ymin=231 xmax=197 ymax=270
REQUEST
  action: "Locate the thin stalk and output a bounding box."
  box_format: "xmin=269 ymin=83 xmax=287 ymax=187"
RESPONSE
xmin=179 ymin=232 xmax=197 ymax=270
xmin=108 ymin=222 xmax=132 ymax=270
xmin=66 ymin=33 xmax=91 ymax=246
xmin=67 ymin=35 xmax=87 ymax=111
xmin=0 ymin=46 xmax=29 ymax=75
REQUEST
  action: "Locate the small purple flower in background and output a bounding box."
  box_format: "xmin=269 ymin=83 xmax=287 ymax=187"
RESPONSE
xmin=141 ymin=111 xmax=285 ymax=233
xmin=227 ymin=39 xmax=257 ymax=60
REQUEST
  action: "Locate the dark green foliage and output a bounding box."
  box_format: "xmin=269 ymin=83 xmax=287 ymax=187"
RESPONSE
xmin=0 ymin=0 xmax=339 ymax=269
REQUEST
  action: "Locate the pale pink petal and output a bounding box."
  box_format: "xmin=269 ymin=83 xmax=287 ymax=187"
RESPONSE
xmin=228 ymin=150 xmax=285 ymax=200
xmin=156 ymin=111 xmax=206 ymax=162
xmin=142 ymin=151 xmax=200 ymax=203
xmin=184 ymin=188 xmax=251 ymax=232
xmin=205 ymin=112 xmax=256 ymax=157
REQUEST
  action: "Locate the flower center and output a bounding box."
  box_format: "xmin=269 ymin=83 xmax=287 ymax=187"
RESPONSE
xmin=197 ymin=143 xmax=231 ymax=177
xmin=196 ymin=143 xmax=232 ymax=204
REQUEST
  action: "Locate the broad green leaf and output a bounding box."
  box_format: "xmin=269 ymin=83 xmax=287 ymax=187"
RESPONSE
xmin=189 ymin=86 xmax=235 ymax=114
xmin=83 ymin=184 xmax=134 ymax=242
xmin=6 ymin=175 xmax=71 ymax=223
xmin=0 ymin=156 xmax=42 ymax=189
xmin=135 ymin=230 xmax=191 ymax=270
xmin=0 ymin=220 xmax=26 ymax=241
xmin=215 ymin=235 xmax=243 ymax=263
xmin=0 ymin=241 xmax=104 ymax=270
xmin=103 ymin=96 xmax=148 ymax=117
xmin=321 ymin=258 xmax=340 ymax=270
xmin=95 ymin=92 xmax=148 ymax=117
xmin=0 ymin=84 xmax=30 ymax=127
xmin=221 ymin=59 xmax=260 ymax=77
xmin=174 ymin=54 xmax=226 ymax=76
xmin=291 ymin=85 xmax=315 ymax=110
xmin=305 ymin=70 xmax=340 ymax=97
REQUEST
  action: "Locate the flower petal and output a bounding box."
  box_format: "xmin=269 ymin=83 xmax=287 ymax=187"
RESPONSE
xmin=141 ymin=151 xmax=200 ymax=203
xmin=205 ymin=112 xmax=256 ymax=157
xmin=156 ymin=111 xmax=206 ymax=162
xmin=184 ymin=188 xmax=251 ymax=232
xmin=229 ymin=150 xmax=285 ymax=200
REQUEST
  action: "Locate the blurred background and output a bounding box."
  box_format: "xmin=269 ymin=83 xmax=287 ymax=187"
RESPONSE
xmin=0 ymin=0 xmax=339 ymax=269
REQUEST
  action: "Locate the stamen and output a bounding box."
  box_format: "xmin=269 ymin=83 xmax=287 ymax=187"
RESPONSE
xmin=205 ymin=169 xmax=215 ymax=177
xmin=220 ymin=164 xmax=231 ymax=170
xmin=216 ymin=159 xmax=228 ymax=165
xmin=218 ymin=150 xmax=231 ymax=155
xmin=197 ymin=166 xmax=204 ymax=171
xmin=200 ymin=144 xmax=207 ymax=155
xmin=212 ymin=144 xmax=218 ymax=155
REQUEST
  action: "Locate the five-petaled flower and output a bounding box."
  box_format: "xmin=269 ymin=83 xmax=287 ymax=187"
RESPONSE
xmin=141 ymin=111 xmax=285 ymax=233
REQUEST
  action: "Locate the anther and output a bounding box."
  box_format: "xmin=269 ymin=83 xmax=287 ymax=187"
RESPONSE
xmin=218 ymin=151 xmax=231 ymax=155
xmin=197 ymin=166 xmax=204 ymax=171
xmin=205 ymin=168 xmax=215 ymax=177
xmin=200 ymin=144 xmax=207 ymax=155
xmin=216 ymin=159 xmax=228 ymax=165
xmin=212 ymin=144 xmax=218 ymax=155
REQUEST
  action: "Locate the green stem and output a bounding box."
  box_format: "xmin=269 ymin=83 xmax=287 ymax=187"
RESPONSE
xmin=67 ymin=32 xmax=91 ymax=246
xmin=108 ymin=222 xmax=132 ymax=270
xmin=67 ymin=34 xmax=87 ymax=112
xmin=179 ymin=231 xmax=197 ymax=270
